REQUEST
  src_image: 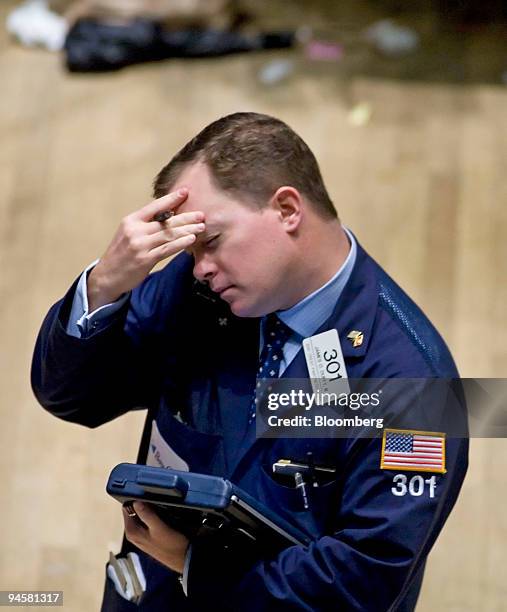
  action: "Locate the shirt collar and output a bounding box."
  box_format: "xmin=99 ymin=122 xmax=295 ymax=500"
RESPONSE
xmin=275 ymin=227 xmax=357 ymax=338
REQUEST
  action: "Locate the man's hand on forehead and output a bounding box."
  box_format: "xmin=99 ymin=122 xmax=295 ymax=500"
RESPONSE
xmin=86 ymin=187 xmax=206 ymax=312
xmin=138 ymin=187 xmax=189 ymax=220
xmin=152 ymin=187 xmax=206 ymax=225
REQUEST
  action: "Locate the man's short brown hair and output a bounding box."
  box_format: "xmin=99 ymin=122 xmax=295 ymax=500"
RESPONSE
xmin=153 ymin=112 xmax=337 ymax=219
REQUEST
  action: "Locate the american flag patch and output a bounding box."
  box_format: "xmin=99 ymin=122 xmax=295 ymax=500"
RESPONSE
xmin=380 ymin=429 xmax=446 ymax=473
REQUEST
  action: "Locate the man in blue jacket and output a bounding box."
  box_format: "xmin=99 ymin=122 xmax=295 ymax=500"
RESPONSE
xmin=31 ymin=112 xmax=468 ymax=611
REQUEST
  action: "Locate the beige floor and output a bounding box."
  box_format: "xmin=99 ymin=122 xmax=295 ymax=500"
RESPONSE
xmin=1 ymin=1 xmax=506 ymax=610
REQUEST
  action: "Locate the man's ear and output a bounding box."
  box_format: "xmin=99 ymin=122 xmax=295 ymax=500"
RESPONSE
xmin=270 ymin=186 xmax=303 ymax=233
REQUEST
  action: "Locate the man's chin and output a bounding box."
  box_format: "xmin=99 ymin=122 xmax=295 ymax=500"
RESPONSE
xmin=228 ymin=299 xmax=260 ymax=318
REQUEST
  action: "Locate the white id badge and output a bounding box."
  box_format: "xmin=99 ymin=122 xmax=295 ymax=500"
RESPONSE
xmin=303 ymin=329 xmax=350 ymax=402
xmin=146 ymin=419 xmax=189 ymax=471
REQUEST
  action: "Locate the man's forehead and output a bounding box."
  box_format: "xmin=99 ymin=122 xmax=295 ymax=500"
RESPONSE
xmin=174 ymin=196 xmax=224 ymax=222
xmin=172 ymin=162 xmax=218 ymax=205
xmin=174 ymin=187 xmax=221 ymax=218
xmin=170 ymin=161 xmax=245 ymax=217
xmin=173 ymin=184 xmax=243 ymax=223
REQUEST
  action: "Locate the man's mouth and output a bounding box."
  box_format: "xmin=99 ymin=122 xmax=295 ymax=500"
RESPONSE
xmin=219 ymin=286 xmax=236 ymax=299
xmin=211 ymin=284 xmax=234 ymax=295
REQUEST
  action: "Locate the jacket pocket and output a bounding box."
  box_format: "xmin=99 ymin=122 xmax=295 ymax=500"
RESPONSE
xmin=148 ymin=404 xmax=225 ymax=474
xmin=257 ymin=464 xmax=340 ymax=537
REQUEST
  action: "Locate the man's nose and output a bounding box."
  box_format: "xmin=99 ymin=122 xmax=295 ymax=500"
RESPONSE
xmin=193 ymin=254 xmax=217 ymax=283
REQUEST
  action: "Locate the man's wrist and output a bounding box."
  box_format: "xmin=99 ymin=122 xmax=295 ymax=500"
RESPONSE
xmin=87 ymin=266 xmax=122 ymax=312
xmin=166 ymin=541 xmax=189 ymax=575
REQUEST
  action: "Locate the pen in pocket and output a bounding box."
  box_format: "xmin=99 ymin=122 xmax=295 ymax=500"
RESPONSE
xmin=294 ymin=471 xmax=309 ymax=510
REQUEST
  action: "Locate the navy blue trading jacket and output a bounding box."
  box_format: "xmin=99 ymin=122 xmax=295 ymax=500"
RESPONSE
xmin=31 ymin=241 xmax=468 ymax=611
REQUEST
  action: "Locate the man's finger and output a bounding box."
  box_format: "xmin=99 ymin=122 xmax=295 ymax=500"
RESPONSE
xmin=122 ymin=507 xmax=147 ymax=543
xmin=135 ymin=188 xmax=189 ymax=222
xmin=146 ymin=223 xmax=205 ymax=249
xmin=168 ymin=211 xmax=205 ymax=228
xmin=144 ymin=212 xmax=205 ymax=235
xmin=132 ymin=502 xmax=168 ymax=533
xmin=148 ymin=234 xmax=196 ymax=263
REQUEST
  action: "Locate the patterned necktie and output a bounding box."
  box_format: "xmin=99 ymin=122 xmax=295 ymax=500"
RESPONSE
xmin=249 ymin=313 xmax=293 ymax=424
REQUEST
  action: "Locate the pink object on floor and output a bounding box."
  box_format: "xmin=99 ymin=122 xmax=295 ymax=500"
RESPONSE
xmin=305 ymin=40 xmax=343 ymax=62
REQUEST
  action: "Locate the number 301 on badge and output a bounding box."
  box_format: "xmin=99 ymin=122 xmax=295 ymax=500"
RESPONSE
xmin=303 ymin=329 xmax=350 ymax=399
